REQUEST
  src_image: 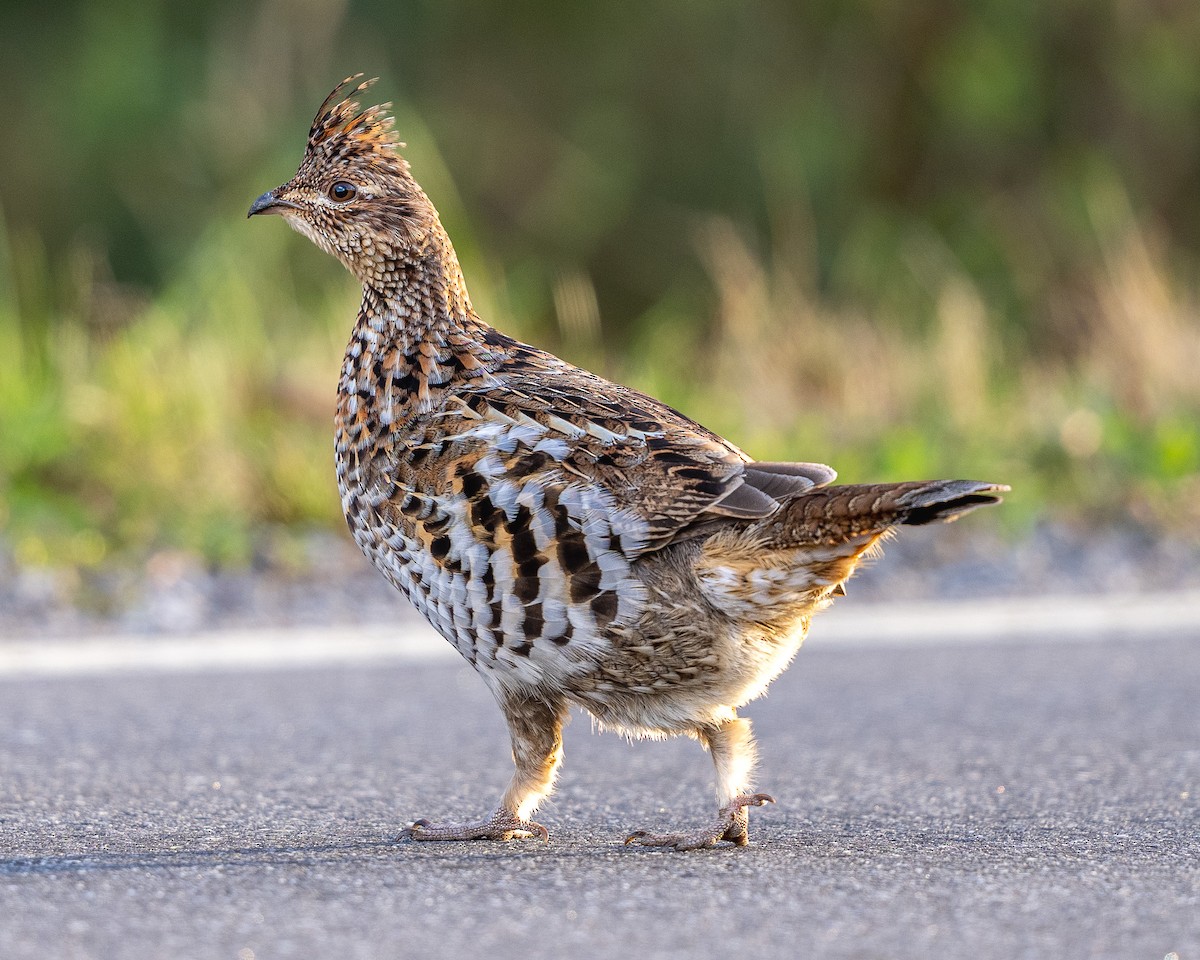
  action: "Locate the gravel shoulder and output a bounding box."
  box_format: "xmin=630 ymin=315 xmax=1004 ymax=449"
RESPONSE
xmin=4 ymin=521 xmax=1199 ymax=640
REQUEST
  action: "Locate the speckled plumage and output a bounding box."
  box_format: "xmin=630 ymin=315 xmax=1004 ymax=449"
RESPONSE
xmin=249 ymin=77 xmax=1008 ymax=850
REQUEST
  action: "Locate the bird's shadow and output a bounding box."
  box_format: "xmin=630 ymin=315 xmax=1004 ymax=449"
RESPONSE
xmin=0 ymin=832 xmax=639 ymax=876
xmin=0 ymin=839 xmax=400 ymax=876
xmin=10 ymin=810 xmax=1172 ymax=876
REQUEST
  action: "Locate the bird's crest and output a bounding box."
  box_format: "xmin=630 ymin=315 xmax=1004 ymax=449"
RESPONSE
xmin=304 ymin=75 xmax=409 ymax=178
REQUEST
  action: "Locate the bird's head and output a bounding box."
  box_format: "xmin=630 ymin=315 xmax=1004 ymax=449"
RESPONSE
xmin=248 ymin=76 xmax=441 ymax=286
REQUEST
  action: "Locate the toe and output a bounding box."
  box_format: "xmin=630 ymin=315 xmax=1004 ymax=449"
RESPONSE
xmin=625 ymin=792 xmax=776 ymax=851
xmin=625 ymin=830 xmax=710 ymax=851
xmin=403 ymin=810 xmax=549 ymax=842
xmin=734 ymin=793 xmax=776 ymax=810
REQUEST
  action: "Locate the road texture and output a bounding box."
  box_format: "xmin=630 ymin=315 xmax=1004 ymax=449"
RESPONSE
xmin=1 ymin=609 xmax=1197 ymax=960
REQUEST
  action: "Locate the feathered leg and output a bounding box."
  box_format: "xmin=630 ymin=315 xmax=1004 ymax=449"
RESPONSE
xmin=626 ymin=715 xmax=775 ymax=851
xmin=405 ymin=695 xmax=567 ymax=842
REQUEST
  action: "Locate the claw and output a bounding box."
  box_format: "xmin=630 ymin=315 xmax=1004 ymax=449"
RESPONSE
xmin=524 ymin=820 xmax=550 ymax=842
xmin=400 ymin=818 xmax=432 ymax=839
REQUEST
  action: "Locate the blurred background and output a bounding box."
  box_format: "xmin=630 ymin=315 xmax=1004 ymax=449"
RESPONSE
xmin=1 ymin=0 xmax=1199 ymax=625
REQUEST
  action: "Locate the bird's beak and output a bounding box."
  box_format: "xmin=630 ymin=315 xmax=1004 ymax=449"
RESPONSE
xmin=247 ymin=190 xmax=300 ymax=218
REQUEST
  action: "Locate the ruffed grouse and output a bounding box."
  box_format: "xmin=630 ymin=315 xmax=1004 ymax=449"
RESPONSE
xmin=249 ymin=76 xmax=1007 ymax=850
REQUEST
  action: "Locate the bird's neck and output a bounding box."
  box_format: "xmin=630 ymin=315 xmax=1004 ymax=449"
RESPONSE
xmin=356 ymin=222 xmax=482 ymax=350
xmin=336 ymin=227 xmax=502 ymax=461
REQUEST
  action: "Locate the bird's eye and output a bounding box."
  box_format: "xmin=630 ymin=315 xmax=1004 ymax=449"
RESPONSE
xmin=328 ymin=181 xmax=357 ymax=203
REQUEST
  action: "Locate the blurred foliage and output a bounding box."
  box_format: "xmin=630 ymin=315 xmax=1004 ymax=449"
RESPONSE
xmin=1 ymin=0 xmax=1199 ymax=568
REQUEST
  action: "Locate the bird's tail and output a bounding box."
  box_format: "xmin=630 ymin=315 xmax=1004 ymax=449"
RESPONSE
xmin=693 ymin=480 xmax=1006 ymax=624
xmin=768 ymin=479 xmax=1008 ymax=547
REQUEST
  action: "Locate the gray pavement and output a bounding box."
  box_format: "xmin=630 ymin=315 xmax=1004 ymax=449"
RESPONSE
xmin=1 ymin=625 xmax=1198 ymax=959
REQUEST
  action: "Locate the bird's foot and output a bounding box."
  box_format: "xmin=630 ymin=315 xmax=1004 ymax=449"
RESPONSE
xmin=402 ymin=808 xmax=550 ymax=843
xmin=624 ymin=793 xmax=775 ymax=851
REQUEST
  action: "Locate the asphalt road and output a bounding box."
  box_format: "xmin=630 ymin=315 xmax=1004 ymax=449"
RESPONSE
xmin=1 ymin=619 xmax=1197 ymax=960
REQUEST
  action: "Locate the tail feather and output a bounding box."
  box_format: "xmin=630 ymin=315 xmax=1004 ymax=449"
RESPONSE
xmin=889 ymin=479 xmax=1009 ymax=525
xmin=771 ymin=479 xmax=1008 ymax=546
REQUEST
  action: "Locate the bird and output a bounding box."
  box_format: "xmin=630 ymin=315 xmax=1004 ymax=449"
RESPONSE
xmin=248 ymin=76 xmax=1008 ymax=851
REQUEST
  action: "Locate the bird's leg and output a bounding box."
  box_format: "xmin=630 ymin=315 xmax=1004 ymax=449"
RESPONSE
xmin=625 ymin=715 xmax=775 ymax=851
xmin=404 ymin=695 xmax=566 ymax=842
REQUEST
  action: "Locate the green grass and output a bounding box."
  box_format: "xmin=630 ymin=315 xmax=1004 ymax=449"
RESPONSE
xmin=1 ymin=187 xmax=1198 ymax=574
xmin=4 ymin=0 xmax=1200 ymax=575
xmin=0 ymin=221 xmax=346 ymax=568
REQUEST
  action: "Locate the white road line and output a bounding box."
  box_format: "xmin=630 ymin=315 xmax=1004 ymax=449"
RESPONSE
xmin=810 ymin=590 xmax=1200 ymax=647
xmin=1 ymin=592 xmax=1198 ymax=679
xmin=0 ymin=626 xmax=455 ymax=680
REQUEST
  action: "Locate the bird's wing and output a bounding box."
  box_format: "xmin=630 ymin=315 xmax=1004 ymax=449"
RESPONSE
xmin=423 ymin=336 xmax=836 ymax=560
xmin=371 ymin=336 xmax=837 ymax=670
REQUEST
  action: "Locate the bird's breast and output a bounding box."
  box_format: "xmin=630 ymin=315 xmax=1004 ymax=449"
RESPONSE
xmin=335 ymin=433 xmax=653 ymax=696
